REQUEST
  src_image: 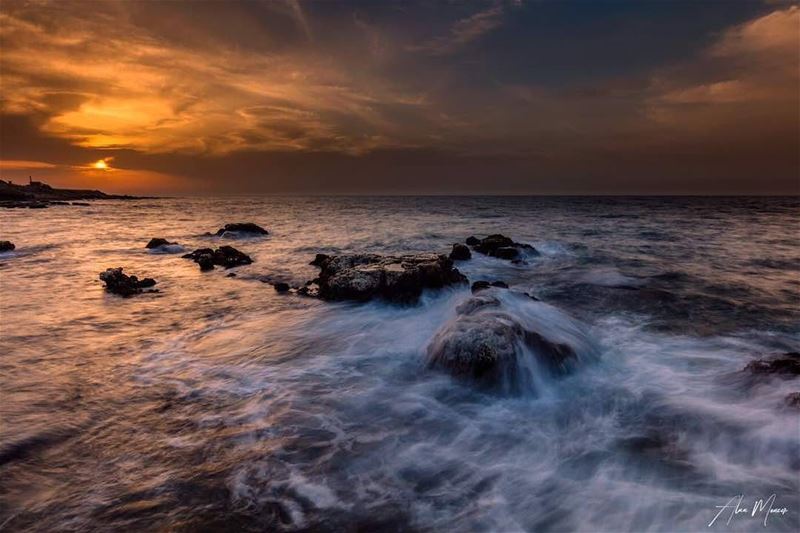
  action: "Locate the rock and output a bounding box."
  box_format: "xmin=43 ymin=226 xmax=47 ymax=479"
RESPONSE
xmin=744 ymin=352 xmax=800 ymax=376
xmin=784 ymin=392 xmax=800 ymax=409
xmin=0 ymin=241 xmax=14 ymax=252
xmin=493 ymin=246 xmax=520 ymax=260
xmin=215 ymin=223 xmax=268 ymax=236
xmin=273 ymin=282 xmax=290 ymax=293
xmin=471 ymin=280 xmax=508 ymax=293
xmin=99 ymin=267 xmax=157 ymax=297
xmin=471 ymin=281 xmax=491 ymax=293
xmin=310 ymin=253 xmax=329 ymax=266
xmin=226 ymin=272 xmax=237 ymax=278
xmin=465 ymin=236 xmax=480 ymax=246
xmin=468 ymin=234 xmax=538 ymax=261
xmin=310 ymin=253 xmax=467 ymax=303
xmin=426 ymin=291 xmax=578 ymax=393
xmin=449 ymin=243 xmax=471 ymax=261
xmin=71 ymin=202 xmax=91 ymax=206
xmin=455 ymin=294 xmax=501 ymax=315
xmin=182 ymin=246 xmax=253 ymax=270
xmin=146 ymin=238 xmax=176 ymax=249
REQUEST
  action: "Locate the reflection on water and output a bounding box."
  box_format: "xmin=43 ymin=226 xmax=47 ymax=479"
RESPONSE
xmin=1 ymin=196 xmax=798 ymax=531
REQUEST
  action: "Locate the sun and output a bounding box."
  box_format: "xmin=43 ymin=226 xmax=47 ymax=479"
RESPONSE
xmin=93 ymin=159 xmax=109 ymax=170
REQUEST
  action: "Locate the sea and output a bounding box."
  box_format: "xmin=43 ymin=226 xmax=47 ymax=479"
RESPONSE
xmin=1 ymin=196 xmax=798 ymax=532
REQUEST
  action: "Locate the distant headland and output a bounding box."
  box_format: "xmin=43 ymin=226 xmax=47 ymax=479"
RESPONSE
xmin=0 ymin=177 xmax=147 ymax=209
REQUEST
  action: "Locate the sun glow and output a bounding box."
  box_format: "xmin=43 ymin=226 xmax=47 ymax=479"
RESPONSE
xmin=93 ymin=159 xmax=110 ymax=170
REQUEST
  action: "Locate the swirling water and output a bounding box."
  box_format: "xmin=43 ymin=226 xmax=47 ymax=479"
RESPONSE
xmin=1 ymin=196 xmax=798 ymax=532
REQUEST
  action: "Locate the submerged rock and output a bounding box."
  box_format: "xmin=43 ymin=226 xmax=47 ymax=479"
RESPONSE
xmin=273 ymin=282 xmax=291 ymax=293
xmin=784 ymin=392 xmax=800 ymax=409
xmin=182 ymin=246 xmax=253 ymax=270
xmin=744 ymin=352 xmax=800 ymax=376
xmin=309 ymin=253 xmax=467 ymax=303
xmin=468 ymin=234 xmax=538 ymax=261
xmin=99 ymin=267 xmax=157 ymax=297
xmin=426 ymin=290 xmax=586 ymax=394
xmin=471 ymin=280 xmax=508 ymax=293
xmin=0 ymin=241 xmax=14 ymax=252
xmin=145 ymin=238 xmax=177 ymax=249
xmin=449 ymin=243 xmax=471 ymax=261
xmin=215 ymin=223 xmax=268 ymax=236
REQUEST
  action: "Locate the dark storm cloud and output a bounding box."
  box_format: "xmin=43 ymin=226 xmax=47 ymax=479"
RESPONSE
xmin=0 ymin=0 xmax=797 ymax=194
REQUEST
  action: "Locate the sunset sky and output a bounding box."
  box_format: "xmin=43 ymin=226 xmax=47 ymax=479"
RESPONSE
xmin=0 ymin=0 xmax=798 ymax=194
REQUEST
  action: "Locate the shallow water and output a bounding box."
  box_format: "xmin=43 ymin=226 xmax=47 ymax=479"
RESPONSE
xmin=1 ymin=196 xmax=798 ymax=531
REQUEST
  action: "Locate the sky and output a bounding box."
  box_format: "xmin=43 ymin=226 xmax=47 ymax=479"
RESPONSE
xmin=0 ymin=0 xmax=798 ymax=195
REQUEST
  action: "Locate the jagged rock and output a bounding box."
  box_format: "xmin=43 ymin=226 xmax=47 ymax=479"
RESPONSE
xmin=471 ymin=280 xmax=508 ymax=293
xmin=744 ymin=352 xmax=800 ymax=376
xmin=182 ymin=246 xmax=253 ymax=270
xmin=309 ymin=253 xmax=467 ymax=303
xmin=427 ymin=290 xmax=581 ymax=393
xmin=0 ymin=241 xmax=14 ymax=252
xmin=146 ymin=238 xmax=176 ymax=249
xmin=273 ymin=282 xmax=290 ymax=293
xmin=215 ymin=223 xmax=268 ymax=236
xmin=465 ymin=236 xmax=480 ymax=246
xmin=99 ymin=267 xmax=157 ymax=297
xmin=468 ymin=234 xmax=538 ymax=261
xmin=449 ymin=243 xmax=471 ymax=261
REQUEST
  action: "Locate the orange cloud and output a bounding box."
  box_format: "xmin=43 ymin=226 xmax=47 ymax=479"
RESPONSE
xmin=0 ymin=159 xmax=58 ymax=169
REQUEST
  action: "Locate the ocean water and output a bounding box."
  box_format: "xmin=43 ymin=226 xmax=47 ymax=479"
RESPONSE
xmin=0 ymin=196 xmax=798 ymax=532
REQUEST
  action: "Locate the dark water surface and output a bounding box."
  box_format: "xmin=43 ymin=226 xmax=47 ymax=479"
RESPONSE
xmin=1 ymin=196 xmax=798 ymax=531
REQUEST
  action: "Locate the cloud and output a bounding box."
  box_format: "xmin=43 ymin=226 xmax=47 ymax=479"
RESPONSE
xmin=410 ymin=4 xmax=505 ymax=56
xmin=0 ymin=160 xmax=58 ymax=170
xmin=0 ymin=1 xmax=796 ymax=194
xmin=647 ymin=6 xmax=798 ymax=132
xmin=0 ymin=1 xmax=430 ymax=156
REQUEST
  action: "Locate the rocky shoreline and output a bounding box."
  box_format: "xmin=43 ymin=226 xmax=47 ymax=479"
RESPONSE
xmin=0 ymin=180 xmax=147 ymax=209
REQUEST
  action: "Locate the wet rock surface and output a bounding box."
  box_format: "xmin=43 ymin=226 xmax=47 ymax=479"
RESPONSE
xmin=0 ymin=241 xmax=15 ymax=252
xmin=784 ymin=392 xmax=800 ymax=409
xmin=145 ymin=238 xmax=177 ymax=249
xmin=215 ymin=223 xmax=268 ymax=236
xmin=449 ymin=243 xmax=471 ymax=261
xmin=471 ymin=280 xmax=508 ymax=293
xmin=182 ymin=246 xmax=253 ymax=270
xmin=99 ymin=267 xmax=157 ymax=297
xmin=467 ymin=234 xmax=537 ymax=261
xmin=308 ymin=253 xmax=467 ymax=303
xmin=744 ymin=352 xmax=800 ymax=376
xmin=427 ymin=290 xmax=580 ymax=393
xmin=273 ymin=282 xmax=291 ymax=293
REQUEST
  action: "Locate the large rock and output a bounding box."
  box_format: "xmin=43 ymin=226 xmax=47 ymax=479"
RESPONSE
xmin=215 ymin=223 xmax=268 ymax=236
xmin=182 ymin=246 xmax=253 ymax=270
xmin=0 ymin=241 xmax=14 ymax=252
xmin=426 ymin=290 xmax=589 ymax=394
xmin=468 ymin=234 xmax=538 ymax=260
xmin=309 ymin=253 xmax=467 ymax=303
xmin=744 ymin=352 xmax=800 ymax=376
xmin=99 ymin=267 xmax=157 ymax=297
xmin=449 ymin=243 xmax=471 ymax=261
